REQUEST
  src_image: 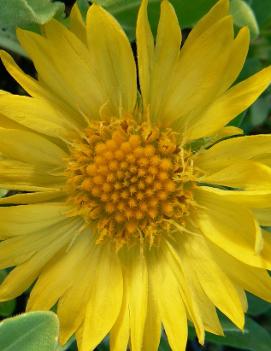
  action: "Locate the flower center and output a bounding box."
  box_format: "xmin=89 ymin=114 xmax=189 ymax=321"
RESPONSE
xmin=66 ymin=119 xmax=196 ymax=248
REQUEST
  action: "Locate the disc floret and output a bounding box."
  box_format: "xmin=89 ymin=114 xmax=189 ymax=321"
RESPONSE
xmin=66 ymin=119 xmax=196 ymax=247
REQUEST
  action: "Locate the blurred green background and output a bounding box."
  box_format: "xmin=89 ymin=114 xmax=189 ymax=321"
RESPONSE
xmin=0 ymin=0 xmax=270 ymax=350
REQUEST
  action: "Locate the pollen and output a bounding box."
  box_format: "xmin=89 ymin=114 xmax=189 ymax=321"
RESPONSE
xmin=66 ymin=119 xmax=196 ymax=247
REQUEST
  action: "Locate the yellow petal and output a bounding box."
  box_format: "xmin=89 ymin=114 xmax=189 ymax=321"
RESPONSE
xmin=0 ymin=94 xmax=79 ymax=141
xmin=111 ymin=249 xmax=151 ymax=351
xmin=253 ymin=151 xmax=271 ymax=166
xmin=42 ymin=20 xmax=107 ymax=120
xmin=212 ymin=125 xmax=244 ymax=140
xmin=178 ymin=234 xmax=244 ymax=329
xmin=187 ymin=66 xmax=271 ymax=140
xmin=192 ymin=126 xmax=243 ymax=150
xmin=148 ymin=247 xmax=187 ymax=351
xmin=196 ymin=186 xmax=271 ymax=209
xmin=16 ymin=29 xmax=77 ymax=106
xmin=198 ymin=160 xmax=271 ymax=190
xmin=58 ymin=235 xmax=114 ymax=346
xmin=184 ymin=0 xmax=229 ymax=45
xmin=178 ymin=258 xmax=223 ymax=336
xmin=165 ymin=16 xmax=234 ymax=129
xmin=0 ymin=191 xmax=65 ymax=205
xmin=142 ymin=278 xmax=161 ymax=351
xmin=0 ymin=159 xmax=64 ymax=192
xmin=155 ymin=0 xmax=181 ymax=74
xmin=0 ymin=128 xmax=67 ymax=168
xmin=261 ymin=230 xmax=271 ymax=263
xmin=110 ymin=280 xmax=129 ymax=351
xmin=0 ymin=202 xmax=70 ymax=238
xmin=253 ymin=208 xmax=271 ymax=226
xmin=58 ymin=246 xmax=95 ymax=344
xmin=80 ymin=243 xmax=123 ymax=351
xmin=172 ymin=230 xmax=224 ymax=335
xmin=27 ymin=229 xmax=90 ymax=311
xmin=16 ymin=28 xmax=94 ymax=122
xmin=0 ymin=113 xmax=26 ymax=130
xmin=194 ymin=289 xmax=224 ymax=336
xmin=0 ymin=217 xmax=81 ymax=270
xmin=86 ymin=4 xmax=137 ymax=115
xmin=165 ymin=241 xmax=205 ymax=344
xmin=0 ymin=217 xmax=82 ymax=301
xmin=150 ymin=0 xmax=181 ymax=122
xmin=136 ymin=0 xmax=154 ymax=108
xmin=120 ymin=247 xmax=148 ymax=351
xmin=219 ymin=27 xmax=250 ymax=93
xmin=235 ymin=286 xmax=248 ymax=313
xmin=0 ymin=50 xmax=46 ymax=99
xmin=0 ymin=90 xmax=24 ymax=130
xmin=195 ymin=134 xmax=271 ymax=173
xmin=194 ymin=187 xmax=268 ymax=267
xmin=69 ymin=3 xmax=87 ymax=44
xmin=210 ymin=240 xmax=271 ymax=303
xmin=0 ymin=50 xmax=84 ymax=126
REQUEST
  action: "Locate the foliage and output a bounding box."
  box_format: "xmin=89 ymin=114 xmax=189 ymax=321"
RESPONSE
xmin=188 ymin=315 xmax=271 ymax=351
xmin=230 ymin=0 xmax=259 ymax=39
xmin=0 ymin=0 xmax=65 ymax=56
xmin=0 ymin=0 xmax=270 ymax=350
xmin=0 ymin=311 xmax=59 ymax=351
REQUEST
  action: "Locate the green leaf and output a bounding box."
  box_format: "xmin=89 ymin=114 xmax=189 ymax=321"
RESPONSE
xmin=0 ymin=311 xmax=59 ymax=351
xmin=0 ymin=271 xmax=16 ymax=317
xmin=251 ymin=37 xmax=271 ymax=63
xmin=230 ymin=0 xmax=259 ymax=39
xmin=93 ymin=0 xmax=217 ymax=40
xmin=0 ymin=0 xmax=65 ymax=27
xmin=0 ymin=27 xmax=27 ymax=57
xmin=77 ymin=0 xmax=90 ymax=17
xmin=159 ymin=335 xmax=170 ymax=351
xmin=0 ymin=0 xmax=65 ymax=56
xmin=96 ymin=336 xmax=109 ymax=350
xmin=247 ymin=293 xmax=271 ymax=316
xmin=0 ymin=298 xmax=16 ymax=318
xmin=238 ymin=57 xmax=263 ymax=81
xmin=248 ymin=0 xmax=271 ymax=29
xmin=249 ymin=96 xmax=270 ymax=127
xmin=205 ymin=316 xmax=271 ymax=351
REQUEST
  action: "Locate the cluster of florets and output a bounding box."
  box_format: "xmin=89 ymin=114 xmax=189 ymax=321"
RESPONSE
xmin=66 ymin=120 xmax=195 ymax=247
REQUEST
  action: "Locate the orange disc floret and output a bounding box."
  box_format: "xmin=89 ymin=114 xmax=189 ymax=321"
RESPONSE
xmin=66 ymin=119 xmax=195 ymax=247
xmin=105 ymin=139 xmax=118 ymax=150
xmin=129 ymin=135 xmax=141 ymax=147
xmin=160 ymin=158 xmax=172 ymax=170
xmin=121 ymin=141 xmax=131 ymax=153
xmin=144 ymin=144 xmax=156 ymax=157
xmin=95 ymin=142 xmax=106 ymax=154
xmin=115 ymin=149 xmax=125 ymax=160
xmin=86 ymin=164 xmax=97 ymax=176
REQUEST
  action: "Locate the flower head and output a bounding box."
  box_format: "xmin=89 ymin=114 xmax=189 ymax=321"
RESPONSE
xmin=0 ymin=0 xmax=271 ymax=350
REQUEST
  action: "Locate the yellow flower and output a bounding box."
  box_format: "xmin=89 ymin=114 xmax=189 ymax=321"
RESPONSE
xmin=0 ymin=0 xmax=271 ymax=350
